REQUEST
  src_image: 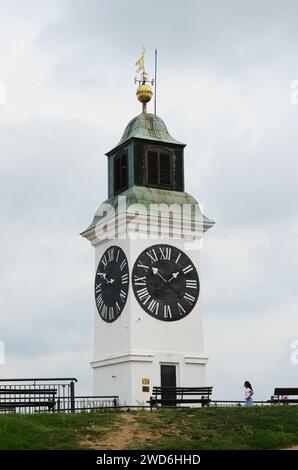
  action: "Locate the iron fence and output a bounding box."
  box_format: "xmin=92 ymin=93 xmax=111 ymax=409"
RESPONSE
xmin=0 ymin=378 xmax=118 ymax=414
xmin=73 ymin=396 xmax=118 ymax=412
xmin=0 ymin=378 xmax=287 ymax=413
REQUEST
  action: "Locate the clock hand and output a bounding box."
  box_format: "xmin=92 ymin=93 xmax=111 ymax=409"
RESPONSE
xmin=168 ymin=272 xmax=179 ymax=283
xmin=98 ymin=272 xmax=115 ymax=284
xmin=164 ymin=272 xmax=184 ymax=297
xmin=152 ymin=267 xmax=168 ymax=283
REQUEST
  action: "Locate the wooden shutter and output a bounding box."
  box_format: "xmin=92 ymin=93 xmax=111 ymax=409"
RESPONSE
xmin=146 ymin=148 xmax=172 ymax=188
xmin=114 ymin=153 xmax=128 ymax=194
xmin=114 ymin=157 xmax=121 ymax=194
xmin=147 ymin=151 xmax=159 ymax=185
xmin=121 ymin=154 xmax=128 ymax=189
xmin=159 ymin=153 xmax=171 ymax=186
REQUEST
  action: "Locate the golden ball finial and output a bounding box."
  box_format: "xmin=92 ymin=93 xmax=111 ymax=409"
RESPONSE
xmin=136 ymin=84 xmax=153 ymax=104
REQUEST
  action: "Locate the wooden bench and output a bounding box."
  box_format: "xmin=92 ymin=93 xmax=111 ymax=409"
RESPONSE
xmin=149 ymin=386 xmax=213 ymax=410
xmin=0 ymin=388 xmax=57 ymax=412
xmin=269 ymin=388 xmax=298 ymax=405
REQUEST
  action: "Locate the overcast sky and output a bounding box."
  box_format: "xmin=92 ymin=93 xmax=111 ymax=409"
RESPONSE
xmin=0 ymin=0 xmax=297 ymax=399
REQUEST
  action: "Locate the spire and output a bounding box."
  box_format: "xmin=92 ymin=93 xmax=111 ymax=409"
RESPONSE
xmin=134 ymin=47 xmax=154 ymax=113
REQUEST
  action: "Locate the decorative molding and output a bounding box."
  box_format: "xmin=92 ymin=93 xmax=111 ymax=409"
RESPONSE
xmin=91 ymin=351 xmax=154 ymax=368
xmin=184 ymin=354 xmax=209 ymax=365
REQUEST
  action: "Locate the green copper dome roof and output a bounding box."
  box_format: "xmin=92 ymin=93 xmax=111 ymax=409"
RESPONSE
xmin=81 ymin=186 xmax=215 ymax=235
xmin=118 ymin=113 xmax=184 ymax=146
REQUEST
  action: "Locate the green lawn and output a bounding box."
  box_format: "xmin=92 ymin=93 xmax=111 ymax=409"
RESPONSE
xmin=133 ymin=407 xmax=298 ymax=450
xmin=0 ymin=407 xmax=298 ymax=450
xmin=0 ymin=412 xmax=120 ymax=450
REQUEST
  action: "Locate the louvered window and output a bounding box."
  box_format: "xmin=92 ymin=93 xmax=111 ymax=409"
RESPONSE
xmin=114 ymin=153 xmax=128 ymax=194
xmin=146 ymin=148 xmax=172 ymax=188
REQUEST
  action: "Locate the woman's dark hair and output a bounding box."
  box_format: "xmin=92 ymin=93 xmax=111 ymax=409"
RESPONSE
xmin=244 ymin=381 xmax=253 ymax=391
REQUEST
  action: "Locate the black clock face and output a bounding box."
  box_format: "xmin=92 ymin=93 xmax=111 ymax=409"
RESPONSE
xmin=132 ymin=244 xmax=199 ymax=322
xmin=94 ymin=246 xmax=129 ymax=323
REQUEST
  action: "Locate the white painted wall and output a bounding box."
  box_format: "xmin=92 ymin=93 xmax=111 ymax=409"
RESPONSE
xmin=85 ymin=212 xmax=210 ymax=406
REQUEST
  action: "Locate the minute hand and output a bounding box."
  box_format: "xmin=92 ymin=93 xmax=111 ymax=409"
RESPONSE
xmin=152 ymin=267 xmax=168 ymax=283
xmin=168 ymin=272 xmax=179 ymax=283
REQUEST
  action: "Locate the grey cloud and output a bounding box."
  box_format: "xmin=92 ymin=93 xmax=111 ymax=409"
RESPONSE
xmin=36 ymin=0 xmax=298 ymax=88
xmin=0 ymin=118 xmax=106 ymax=229
xmin=202 ymin=114 xmax=298 ymax=228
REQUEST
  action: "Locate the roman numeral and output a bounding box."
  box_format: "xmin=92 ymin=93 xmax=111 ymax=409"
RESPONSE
xmin=120 ymin=290 xmax=127 ymax=303
xmin=137 ymin=287 xmax=151 ymax=305
xmin=116 ymin=250 xmax=120 ymax=262
xmin=137 ymin=287 xmax=149 ymax=298
xmin=147 ymin=299 xmax=160 ymax=315
xmin=143 ymin=295 xmax=151 ymax=305
xmin=186 ymin=280 xmax=198 ymax=290
xmin=163 ymin=305 xmax=172 ymax=319
xmin=137 ymin=262 xmax=149 ymax=271
xmin=101 ymin=305 xmax=108 ymax=319
xmin=183 ymin=292 xmax=196 ymax=305
xmin=96 ymin=297 xmax=104 ymax=312
xmin=183 ymin=264 xmax=193 ymax=274
xmin=108 ymin=306 xmax=114 ymax=320
xmin=134 ymin=275 xmax=146 ymax=286
xmin=175 ymin=253 xmax=181 ymax=264
xmin=101 ymin=255 xmax=108 ymax=268
xmin=177 ymin=302 xmax=186 ymax=316
xmin=146 ymin=249 xmax=158 ymax=263
xmin=120 ymin=259 xmax=127 ymax=271
xmin=95 ymin=283 xmax=102 ymax=294
xmin=122 ymin=273 xmax=128 ymax=284
xmin=115 ymin=302 xmax=121 ymax=314
xmin=107 ymin=247 xmax=114 ymax=262
xmin=159 ymin=247 xmax=171 ymax=260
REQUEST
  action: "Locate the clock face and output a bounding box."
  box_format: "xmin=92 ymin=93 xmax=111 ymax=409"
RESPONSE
xmin=94 ymin=246 xmax=129 ymax=323
xmin=132 ymin=244 xmax=199 ymax=322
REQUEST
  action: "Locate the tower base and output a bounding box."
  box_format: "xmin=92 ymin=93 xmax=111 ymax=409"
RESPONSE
xmin=91 ymin=351 xmax=208 ymax=406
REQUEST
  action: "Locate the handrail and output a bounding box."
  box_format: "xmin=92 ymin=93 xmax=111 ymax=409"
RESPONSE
xmin=0 ymin=378 xmax=78 ymax=382
xmin=74 ymin=395 xmax=118 ymax=399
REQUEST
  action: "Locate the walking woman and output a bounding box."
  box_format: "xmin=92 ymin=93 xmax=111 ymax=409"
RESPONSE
xmin=244 ymin=381 xmax=254 ymax=407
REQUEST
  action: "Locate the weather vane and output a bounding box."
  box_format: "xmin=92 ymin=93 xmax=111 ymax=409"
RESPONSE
xmin=134 ymin=47 xmax=156 ymax=114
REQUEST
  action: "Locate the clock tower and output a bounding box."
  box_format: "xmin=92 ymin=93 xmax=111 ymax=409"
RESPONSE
xmin=81 ymin=53 xmax=215 ymax=405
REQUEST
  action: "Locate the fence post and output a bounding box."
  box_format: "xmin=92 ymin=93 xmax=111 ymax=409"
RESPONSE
xmin=70 ymin=381 xmax=75 ymax=413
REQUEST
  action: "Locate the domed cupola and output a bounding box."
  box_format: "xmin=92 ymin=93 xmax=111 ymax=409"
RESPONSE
xmin=106 ymin=59 xmax=185 ymax=198
xmin=118 ymin=113 xmax=183 ymax=147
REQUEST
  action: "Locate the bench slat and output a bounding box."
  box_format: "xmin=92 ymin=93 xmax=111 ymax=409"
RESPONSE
xmin=151 ymin=398 xmax=210 ymax=403
xmin=274 ymin=388 xmax=298 ymax=396
xmin=152 ymin=387 xmax=212 ymax=393
xmin=0 ymin=401 xmax=55 ymax=408
xmin=152 ymin=392 xmax=212 ymax=395
xmin=149 ymin=386 xmax=213 ymax=409
xmin=152 ymin=387 xmax=212 ymax=390
xmin=0 ymin=389 xmax=57 ymax=395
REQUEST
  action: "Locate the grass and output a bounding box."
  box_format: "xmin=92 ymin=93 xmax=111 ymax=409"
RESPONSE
xmin=132 ymin=407 xmax=298 ymax=450
xmin=0 ymin=411 xmax=120 ymax=450
xmin=1 ymin=406 xmax=298 ymax=450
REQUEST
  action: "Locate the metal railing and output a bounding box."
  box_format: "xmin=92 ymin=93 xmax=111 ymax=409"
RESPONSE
xmin=1 ymin=378 xmax=290 ymax=413
xmin=73 ymin=396 xmax=118 ymax=412
xmin=0 ymin=378 xmax=118 ymax=414
xmin=0 ymin=378 xmax=77 ymax=414
xmin=209 ymin=400 xmax=271 ymax=407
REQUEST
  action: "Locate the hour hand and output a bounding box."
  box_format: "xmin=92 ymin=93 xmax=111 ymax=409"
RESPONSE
xmin=168 ymin=272 xmax=179 ymax=283
xmin=152 ymin=267 xmax=168 ymax=283
xmin=98 ymin=272 xmax=108 ymax=282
